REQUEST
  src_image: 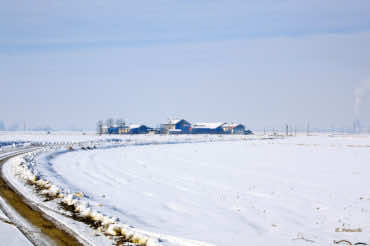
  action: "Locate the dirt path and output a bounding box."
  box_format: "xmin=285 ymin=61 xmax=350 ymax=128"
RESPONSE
xmin=0 ymin=152 xmax=84 ymax=246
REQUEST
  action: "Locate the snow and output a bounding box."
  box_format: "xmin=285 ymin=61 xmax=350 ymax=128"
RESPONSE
xmin=2 ymin=134 xmax=260 ymax=245
xmin=0 ymin=200 xmax=33 ymax=246
xmin=3 ymin=134 xmax=370 ymax=246
xmin=168 ymin=119 xmax=188 ymax=125
xmin=0 ymin=152 xmax=34 ymax=246
xmin=0 ymin=131 xmax=109 ymax=146
xmin=0 ymin=131 xmax=249 ymax=144
xmin=192 ymin=123 xmax=225 ymax=129
xmin=2 ymin=154 xmax=114 ymax=246
xmin=223 ymin=123 xmax=243 ymax=128
xmin=129 ymin=124 xmax=145 ymax=129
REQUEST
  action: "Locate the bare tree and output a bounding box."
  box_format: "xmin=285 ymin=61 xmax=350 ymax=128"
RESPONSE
xmin=96 ymin=120 xmax=103 ymax=134
xmin=106 ymin=118 xmax=114 ymax=128
xmin=116 ymin=118 xmax=125 ymax=128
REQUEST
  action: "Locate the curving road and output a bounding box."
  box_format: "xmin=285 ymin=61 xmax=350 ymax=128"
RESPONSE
xmin=0 ymin=148 xmax=83 ymax=246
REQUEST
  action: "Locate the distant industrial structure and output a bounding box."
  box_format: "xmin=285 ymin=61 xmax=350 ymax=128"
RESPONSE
xmin=97 ymin=118 xmax=253 ymax=135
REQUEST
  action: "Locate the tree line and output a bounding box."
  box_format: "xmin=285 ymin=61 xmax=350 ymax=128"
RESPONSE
xmin=96 ymin=118 xmax=126 ymax=134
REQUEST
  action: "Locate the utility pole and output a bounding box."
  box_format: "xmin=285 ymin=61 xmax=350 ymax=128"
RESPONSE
xmin=285 ymin=124 xmax=289 ymax=136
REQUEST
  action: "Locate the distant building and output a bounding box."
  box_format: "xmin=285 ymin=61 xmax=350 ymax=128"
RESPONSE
xmin=160 ymin=119 xmax=191 ymax=134
xmin=118 ymin=126 xmax=130 ymax=134
xmin=99 ymin=118 xmax=253 ymax=135
xmin=191 ymin=122 xmax=226 ymax=134
xmin=101 ymin=123 xmax=150 ymax=134
xmin=168 ymin=129 xmax=183 ymax=134
xmin=129 ymin=125 xmax=150 ymax=134
xmin=108 ymin=125 xmax=120 ymax=134
xmin=222 ymin=123 xmax=246 ymax=134
xmin=147 ymin=128 xmax=159 ymax=134
xmin=244 ymin=129 xmax=253 ymax=135
xmin=101 ymin=125 xmax=109 ymax=134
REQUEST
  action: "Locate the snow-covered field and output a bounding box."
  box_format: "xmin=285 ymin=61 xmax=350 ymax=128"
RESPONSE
xmin=0 ymin=131 xmax=255 ymax=145
xmin=2 ymin=133 xmax=370 ymax=245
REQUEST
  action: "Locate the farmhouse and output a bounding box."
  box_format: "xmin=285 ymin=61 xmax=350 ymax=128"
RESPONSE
xmin=160 ymin=119 xmax=191 ymax=134
xmin=191 ymin=122 xmax=226 ymax=134
xmin=222 ymin=123 xmax=246 ymax=134
xmin=128 ymin=125 xmax=150 ymax=134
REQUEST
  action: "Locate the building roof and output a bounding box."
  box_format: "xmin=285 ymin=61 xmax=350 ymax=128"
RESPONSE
xmin=168 ymin=119 xmax=189 ymax=125
xmin=129 ymin=124 xmax=148 ymax=129
xmin=129 ymin=124 xmax=141 ymax=129
xmin=169 ymin=119 xmax=181 ymax=124
xmin=223 ymin=123 xmax=245 ymax=128
xmin=192 ymin=122 xmax=226 ymax=129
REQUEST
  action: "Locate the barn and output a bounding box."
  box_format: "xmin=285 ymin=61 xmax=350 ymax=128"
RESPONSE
xmin=129 ymin=125 xmax=150 ymax=134
xmin=160 ymin=119 xmax=191 ymax=134
xmin=108 ymin=125 xmax=120 ymax=134
xmin=222 ymin=123 xmax=246 ymax=134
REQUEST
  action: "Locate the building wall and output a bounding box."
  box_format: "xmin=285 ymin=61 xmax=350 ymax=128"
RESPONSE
xmin=233 ymin=125 xmax=245 ymax=134
xmin=130 ymin=126 xmax=149 ymax=134
xmin=108 ymin=127 xmax=119 ymax=134
xmin=119 ymin=128 xmax=130 ymax=134
xmin=191 ymin=127 xmax=225 ymax=134
xmin=176 ymin=120 xmax=191 ymax=133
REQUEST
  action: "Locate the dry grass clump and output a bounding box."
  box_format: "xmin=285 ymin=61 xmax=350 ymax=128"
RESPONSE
xmin=58 ymin=200 xmax=148 ymax=246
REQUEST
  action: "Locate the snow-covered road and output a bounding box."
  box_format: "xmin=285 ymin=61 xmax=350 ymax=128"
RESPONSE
xmin=0 ymin=148 xmax=84 ymax=246
xmin=0 ymin=151 xmax=35 ymax=246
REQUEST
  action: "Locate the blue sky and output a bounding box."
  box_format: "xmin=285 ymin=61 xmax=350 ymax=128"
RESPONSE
xmin=1 ymin=1 xmax=370 ymax=131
